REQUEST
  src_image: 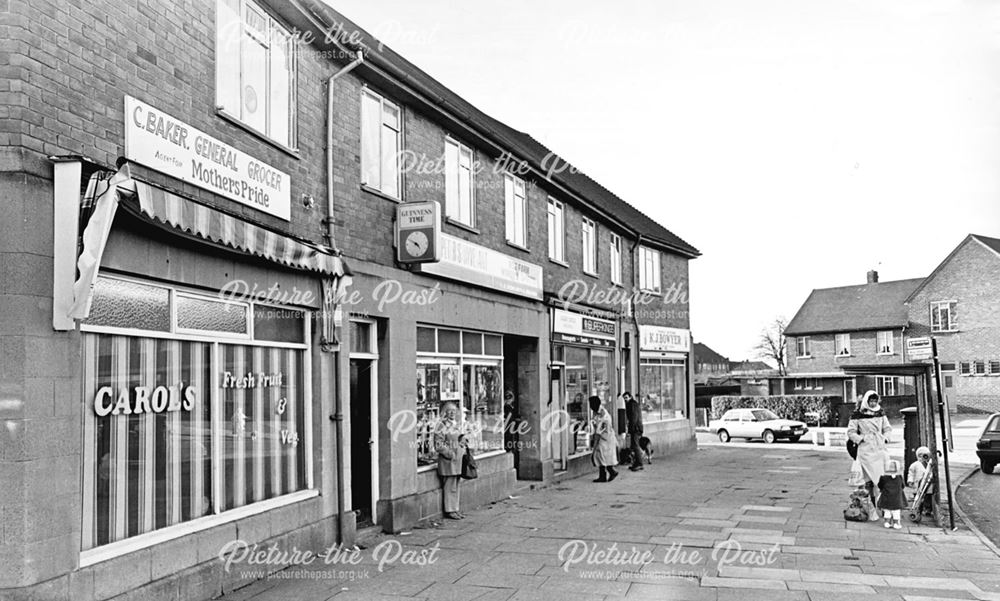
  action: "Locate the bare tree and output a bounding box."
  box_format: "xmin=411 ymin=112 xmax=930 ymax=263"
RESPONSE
xmin=755 ymin=317 xmax=787 ymax=377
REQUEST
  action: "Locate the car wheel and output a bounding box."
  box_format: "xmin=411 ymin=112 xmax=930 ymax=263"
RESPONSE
xmin=788 ymin=436 xmax=801 ymax=443
xmin=718 ymin=430 xmax=731 ymax=443
xmin=762 ymin=430 xmax=776 ymax=444
xmin=982 ymin=460 xmax=996 ymax=475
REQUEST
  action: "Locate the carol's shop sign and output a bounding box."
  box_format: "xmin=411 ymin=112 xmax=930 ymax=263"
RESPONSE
xmin=93 ymin=384 xmax=197 ymax=417
xmin=124 ymin=96 xmax=291 ymax=220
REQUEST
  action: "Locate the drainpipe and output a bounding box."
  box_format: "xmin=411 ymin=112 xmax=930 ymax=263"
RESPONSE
xmin=629 ymin=234 xmax=643 ymax=402
xmin=325 ymin=50 xmax=364 ymax=544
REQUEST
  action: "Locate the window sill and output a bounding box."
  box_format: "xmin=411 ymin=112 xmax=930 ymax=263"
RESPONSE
xmin=215 ymin=108 xmax=300 ymax=159
xmin=445 ymin=217 xmax=479 ymax=234
xmin=876 ymin=352 xmax=895 ymax=356
xmin=835 ymin=354 xmax=853 ymax=359
xmin=549 ymin=257 xmax=569 ymax=268
xmin=583 ymin=270 xmax=599 ymax=279
xmin=505 ymin=240 xmax=531 ymax=254
xmin=930 ymin=330 xmax=959 ymax=334
xmin=797 ymin=355 xmax=813 ymax=360
xmin=79 ymin=489 xmax=319 ymax=567
xmin=639 ymin=288 xmax=662 ymax=296
xmin=360 ymin=184 xmax=402 ymax=203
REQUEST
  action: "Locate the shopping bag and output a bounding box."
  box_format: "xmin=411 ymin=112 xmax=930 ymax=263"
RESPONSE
xmin=848 ymin=460 xmax=865 ymax=487
xmin=460 ymin=447 xmax=478 ymax=480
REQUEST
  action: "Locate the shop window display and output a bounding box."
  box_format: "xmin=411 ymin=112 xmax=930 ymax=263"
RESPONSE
xmin=81 ymin=276 xmax=311 ymax=551
xmin=415 ymin=327 xmax=504 ymax=467
xmin=639 ymin=358 xmax=687 ymax=423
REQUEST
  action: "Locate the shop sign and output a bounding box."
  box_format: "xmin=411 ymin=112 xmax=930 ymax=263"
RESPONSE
xmin=552 ymin=308 xmax=616 ymax=347
xmin=94 ymin=384 xmax=197 ymax=417
xmin=124 ymin=96 xmax=291 ymax=221
xmin=638 ymin=325 xmax=690 ymax=353
xmin=906 ymin=337 xmax=933 ymax=361
xmin=396 ymin=201 xmax=441 ymax=264
xmin=417 ymin=233 xmax=543 ymax=300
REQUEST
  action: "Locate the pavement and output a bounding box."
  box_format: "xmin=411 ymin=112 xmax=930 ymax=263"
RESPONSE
xmin=217 ymin=445 xmax=1000 ymax=601
xmin=957 ymin=469 xmax=1000 ymax=552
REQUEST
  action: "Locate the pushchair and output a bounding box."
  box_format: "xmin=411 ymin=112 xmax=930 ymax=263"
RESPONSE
xmin=906 ymin=465 xmax=934 ymax=523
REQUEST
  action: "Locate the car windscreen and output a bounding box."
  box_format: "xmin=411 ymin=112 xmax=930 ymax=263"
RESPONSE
xmin=986 ymin=416 xmax=1000 ymax=433
xmin=752 ymin=410 xmax=780 ymax=421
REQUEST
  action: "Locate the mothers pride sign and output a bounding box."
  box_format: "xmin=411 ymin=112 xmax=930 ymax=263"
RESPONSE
xmin=124 ymin=96 xmax=291 ymax=220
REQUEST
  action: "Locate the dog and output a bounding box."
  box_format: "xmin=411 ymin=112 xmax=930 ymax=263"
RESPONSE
xmin=638 ymin=436 xmax=654 ymax=464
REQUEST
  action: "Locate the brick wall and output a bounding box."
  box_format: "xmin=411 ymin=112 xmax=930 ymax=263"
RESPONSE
xmin=3 ymin=0 xmax=336 ymax=242
xmin=787 ymin=329 xmax=905 ymax=374
xmin=329 ymin=77 xmax=690 ymax=327
xmin=907 ymin=238 xmax=1000 ymax=412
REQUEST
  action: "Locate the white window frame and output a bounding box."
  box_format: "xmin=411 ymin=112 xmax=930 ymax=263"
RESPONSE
xmin=79 ymin=274 xmax=313 ymax=566
xmin=876 ymin=330 xmax=894 ymax=355
xmin=215 ymin=0 xmax=297 ymax=148
xmin=582 ymin=217 xmax=597 ymax=275
xmin=835 ymin=333 xmax=851 ymax=357
xmin=445 ymin=138 xmax=475 ymax=227
xmin=930 ymin=301 xmax=957 ymax=333
xmin=793 ymin=379 xmax=803 ymax=390
xmin=876 ymin=375 xmax=899 ymax=396
xmin=504 ymin=173 xmax=527 ymax=247
xmin=360 ymin=88 xmax=402 ymax=199
xmin=610 ymin=233 xmax=622 ymax=285
xmin=638 ymin=246 xmax=661 ymax=293
xmin=796 ymin=336 xmax=811 ymax=358
xmin=547 ymin=197 xmax=565 ymax=263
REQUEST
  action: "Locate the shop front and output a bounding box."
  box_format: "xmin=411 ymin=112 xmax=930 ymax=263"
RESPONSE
xmin=42 ymin=149 xmax=351 ymax=599
xmin=549 ymin=307 xmax=618 ymax=474
xmin=340 ymin=233 xmax=549 ymax=533
xmin=637 ymin=324 xmax=697 ymax=452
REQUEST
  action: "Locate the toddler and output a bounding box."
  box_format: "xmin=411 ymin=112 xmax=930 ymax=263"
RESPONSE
xmin=878 ymin=459 xmax=906 ymax=529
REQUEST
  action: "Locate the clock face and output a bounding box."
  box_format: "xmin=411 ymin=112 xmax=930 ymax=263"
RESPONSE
xmin=405 ymin=230 xmax=429 ymax=258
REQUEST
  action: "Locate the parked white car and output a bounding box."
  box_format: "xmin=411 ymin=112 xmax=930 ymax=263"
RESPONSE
xmin=710 ymin=408 xmax=809 ymax=444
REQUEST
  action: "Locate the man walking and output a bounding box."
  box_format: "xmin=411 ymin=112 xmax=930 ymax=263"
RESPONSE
xmin=624 ymin=392 xmax=644 ymax=471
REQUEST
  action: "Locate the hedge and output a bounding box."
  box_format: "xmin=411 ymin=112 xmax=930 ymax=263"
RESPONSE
xmin=710 ymin=395 xmax=843 ymax=426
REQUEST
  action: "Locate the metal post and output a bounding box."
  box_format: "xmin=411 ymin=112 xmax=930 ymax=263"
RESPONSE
xmin=930 ymin=338 xmax=956 ymax=531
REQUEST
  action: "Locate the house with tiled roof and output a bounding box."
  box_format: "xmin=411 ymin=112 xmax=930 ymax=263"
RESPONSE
xmin=783 ymin=271 xmax=924 ymax=406
xmin=784 ymin=233 xmax=1000 ymax=413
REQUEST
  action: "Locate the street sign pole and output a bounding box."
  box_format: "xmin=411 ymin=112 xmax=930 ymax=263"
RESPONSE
xmin=930 ymin=337 xmax=956 ymax=531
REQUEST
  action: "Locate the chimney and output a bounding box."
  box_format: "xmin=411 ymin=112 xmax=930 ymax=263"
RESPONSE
xmin=866 ymin=270 xmax=879 ymax=284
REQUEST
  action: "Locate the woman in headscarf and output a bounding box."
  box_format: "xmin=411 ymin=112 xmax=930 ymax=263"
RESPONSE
xmin=589 ymin=396 xmax=619 ymax=482
xmin=847 ymin=390 xmax=892 ymax=520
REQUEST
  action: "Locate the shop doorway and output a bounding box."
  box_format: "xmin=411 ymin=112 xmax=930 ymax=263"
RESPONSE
xmin=349 ymin=319 xmax=379 ymax=527
xmin=550 ymin=364 xmax=568 ymax=471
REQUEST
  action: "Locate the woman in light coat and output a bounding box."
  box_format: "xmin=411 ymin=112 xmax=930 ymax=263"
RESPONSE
xmin=847 ymin=390 xmax=892 ymax=519
xmin=434 ymin=402 xmax=466 ymax=519
xmin=589 ymin=396 xmax=619 ymax=482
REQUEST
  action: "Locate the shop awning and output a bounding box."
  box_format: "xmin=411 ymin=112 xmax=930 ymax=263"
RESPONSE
xmin=128 ymin=180 xmax=350 ymax=278
xmin=70 ymin=167 xmax=351 ymax=346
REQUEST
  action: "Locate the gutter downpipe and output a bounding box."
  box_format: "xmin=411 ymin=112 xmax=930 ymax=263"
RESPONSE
xmin=630 ymin=233 xmax=644 ymax=403
xmin=326 ymin=49 xmax=364 ymax=544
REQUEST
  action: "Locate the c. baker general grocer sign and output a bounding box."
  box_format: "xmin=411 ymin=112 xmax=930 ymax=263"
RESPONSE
xmin=124 ymin=96 xmax=291 ymax=220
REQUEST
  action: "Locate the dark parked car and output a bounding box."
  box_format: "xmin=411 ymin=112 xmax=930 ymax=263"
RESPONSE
xmin=976 ymin=413 xmax=1000 ymax=474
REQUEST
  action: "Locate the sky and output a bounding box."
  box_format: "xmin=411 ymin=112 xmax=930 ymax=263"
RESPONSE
xmin=326 ymin=0 xmax=1000 ymax=361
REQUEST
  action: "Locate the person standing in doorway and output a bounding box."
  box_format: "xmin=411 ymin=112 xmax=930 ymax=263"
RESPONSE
xmin=503 ymin=390 xmax=521 ymax=466
xmin=623 ymin=392 xmax=644 ymax=471
xmin=434 ymin=402 xmax=466 ymax=519
xmin=589 ymin=396 xmax=619 ymax=482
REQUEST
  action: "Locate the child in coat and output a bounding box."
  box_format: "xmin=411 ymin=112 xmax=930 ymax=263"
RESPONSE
xmin=878 ymin=459 xmax=906 ymax=529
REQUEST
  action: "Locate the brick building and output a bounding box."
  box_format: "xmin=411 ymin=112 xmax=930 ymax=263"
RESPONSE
xmin=904 ymin=234 xmax=1000 ymax=413
xmin=784 ymin=235 xmax=1000 ymax=414
xmin=0 ymin=1 xmax=698 ymax=600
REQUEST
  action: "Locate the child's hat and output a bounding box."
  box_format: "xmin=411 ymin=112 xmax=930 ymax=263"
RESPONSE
xmin=916 ymin=446 xmax=931 ymax=458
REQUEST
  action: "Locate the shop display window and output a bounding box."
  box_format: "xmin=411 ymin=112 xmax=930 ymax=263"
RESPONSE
xmin=415 ymin=326 xmax=504 ymax=467
xmin=81 ymin=276 xmax=312 ymax=552
xmin=639 ymin=358 xmax=687 ymax=423
xmin=562 ymin=346 xmax=614 ymax=456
